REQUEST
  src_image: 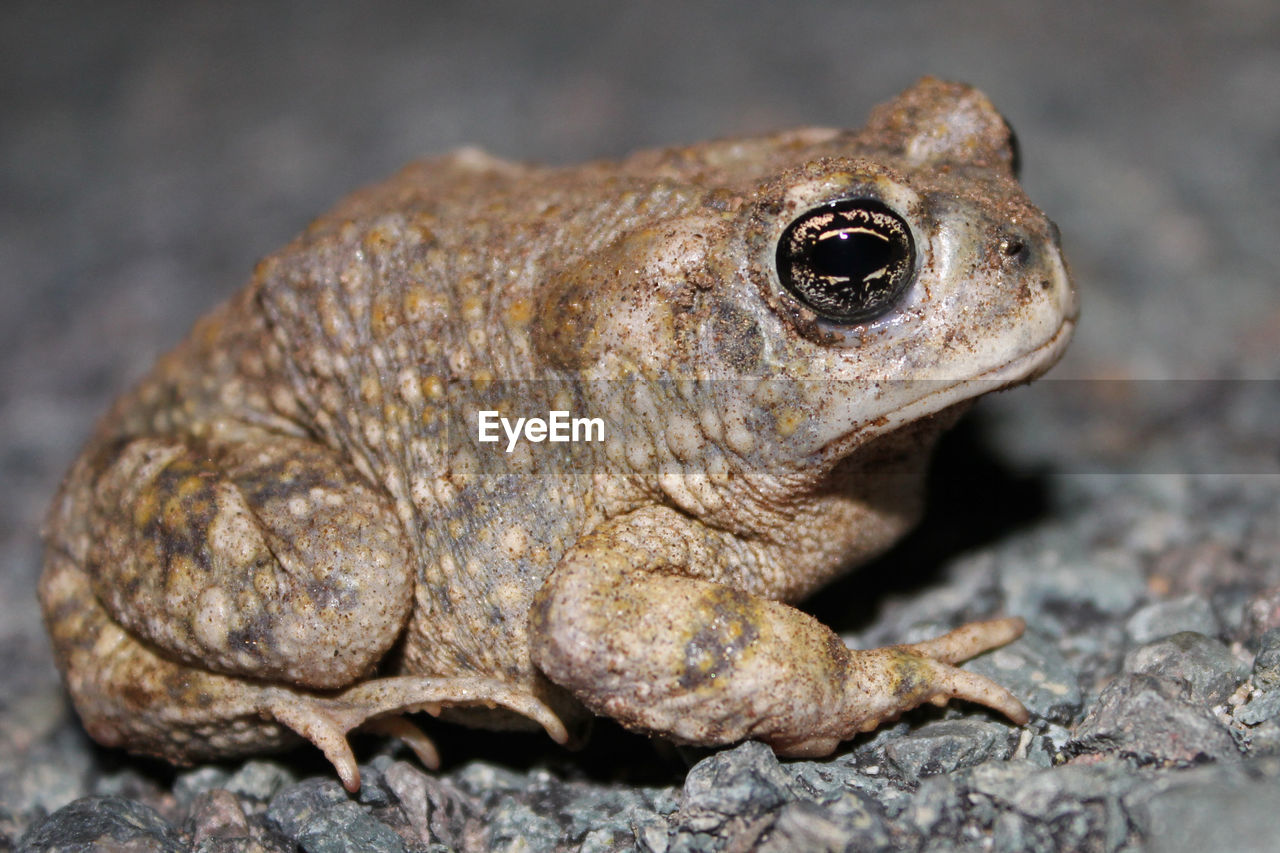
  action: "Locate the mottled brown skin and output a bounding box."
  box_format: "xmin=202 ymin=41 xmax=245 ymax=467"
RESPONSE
xmin=41 ymin=79 xmax=1076 ymax=790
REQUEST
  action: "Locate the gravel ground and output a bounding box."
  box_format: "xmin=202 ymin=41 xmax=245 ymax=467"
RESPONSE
xmin=3 ymin=2 xmax=1278 ymax=850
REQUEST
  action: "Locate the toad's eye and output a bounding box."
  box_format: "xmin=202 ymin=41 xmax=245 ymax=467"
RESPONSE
xmin=775 ymin=199 xmax=916 ymax=324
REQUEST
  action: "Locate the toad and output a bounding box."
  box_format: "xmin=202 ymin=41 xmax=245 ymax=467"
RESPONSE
xmin=41 ymin=78 xmax=1076 ymax=790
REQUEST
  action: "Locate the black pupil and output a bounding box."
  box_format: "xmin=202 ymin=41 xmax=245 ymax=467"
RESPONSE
xmin=775 ymin=198 xmax=915 ymax=325
xmin=810 ymin=228 xmax=895 ymax=285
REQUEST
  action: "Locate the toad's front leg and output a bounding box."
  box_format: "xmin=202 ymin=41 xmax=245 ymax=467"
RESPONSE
xmin=529 ymin=507 xmax=1028 ymax=755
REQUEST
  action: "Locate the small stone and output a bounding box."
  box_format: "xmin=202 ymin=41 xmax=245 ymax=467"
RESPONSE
xmin=1235 ymin=630 xmax=1280 ymax=728
xmin=785 ymin=756 xmax=908 ymax=814
xmin=19 ymin=796 xmax=183 ymax=852
xmin=173 ymin=767 xmax=232 ymax=806
xmin=548 ymin=781 xmax=664 ymax=849
xmin=186 ymin=788 xmax=251 ymax=846
xmin=1070 ymin=673 xmax=1241 ymax=765
xmin=1122 ymin=632 xmax=1248 ymax=707
xmin=295 ymin=801 xmax=406 ymax=853
xmin=354 ymin=765 xmax=394 ymax=808
xmin=632 ymin=811 xmax=672 ymax=853
xmin=1235 ymin=689 xmax=1280 ymax=726
xmin=901 ymin=772 xmax=962 ymax=839
xmin=381 ymin=762 xmax=432 ymax=843
xmin=1252 ymin=628 xmax=1280 ymax=690
xmin=224 ymin=760 xmax=295 ymax=802
xmin=91 ymin=766 xmax=169 ymax=803
xmin=452 ymin=761 xmax=530 ymax=796
xmin=879 ymin=719 xmax=1012 ymax=783
xmin=677 ymin=741 xmax=795 ymax=829
xmin=1023 ymin=722 xmax=1074 ymax=768
xmin=266 ymin=779 xmax=351 ymax=839
xmin=580 ymin=824 xmax=638 ymax=852
xmin=823 ymin=790 xmax=896 ymax=847
xmin=265 ymin=775 xmax=410 ymax=852
xmin=381 ymin=760 xmax=474 ymax=849
xmin=1125 ymin=595 xmax=1220 ymax=644
xmin=1241 ymin=717 xmax=1280 ymax=754
xmin=963 ymin=758 xmax=1142 ymax=819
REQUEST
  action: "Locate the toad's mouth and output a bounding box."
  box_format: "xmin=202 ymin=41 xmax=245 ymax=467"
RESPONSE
xmin=957 ymin=314 xmax=1076 ymax=388
xmin=819 ymin=315 xmax=1077 ymax=459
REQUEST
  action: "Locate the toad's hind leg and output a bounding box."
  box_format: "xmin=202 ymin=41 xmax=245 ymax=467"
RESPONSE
xmin=49 ymin=433 xmax=414 ymax=689
xmin=41 ymin=545 xmax=567 ymax=791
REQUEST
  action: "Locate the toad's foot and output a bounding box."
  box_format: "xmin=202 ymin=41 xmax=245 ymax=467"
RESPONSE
xmin=773 ymin=617 xmax=1029 ymax=757
xmin=266 ymin=675 xmax=571 ymax=791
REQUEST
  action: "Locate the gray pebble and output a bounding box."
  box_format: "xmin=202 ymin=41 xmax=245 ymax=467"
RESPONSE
xmin=1125 ymin=595 xmax=1220 ymax=644
xmin=992 ymin=810 xmax=1058 ymax=853
xmin=185 ymin=789 xmax=251 ymax=847
xmin=381 ymin=760 xmax=474 ymax=849
xmin=267 ymin=777 xmax=407 ymax=853
xmin=224 ymin=761 xmax=296 ymax=803
xmin=1243 ymin=585 xmax=1280 ymax=639
xmin=293 ymin=800 xmax=406 ymax=853
xmin=784 ymin=757 xmax=914 ymax=818
xmin=1070 ymin=673 xmax=1241 ymax=765
xmin=266 ymin=779 xmax=351 ymax=838
xmin=879 ymin=719 xmax=1013 ymax=783
xmin=1122 ymin=632 xmax=1249 ymax=706
xmin=1241 ymin=717 xmax=1280 ymax=755
xmin=19 ymin=796 xmax=183 ymax=853
xmin=354 ymin=765 xmax=394 ymax=809
xmin=1235 ymin=630 xmax=1280 ymax=728
xmin=972 ymin=759 xmax=1145 ymax=852
xmin=1253 ymin=628 xmax=1280 ymax=690
xmin=633 ymin=810 xmax=674 ymax=853
xmin=172 ymin=767 xmax=232 ymax=807
xmin=676 ymin=741 xmax=794 ymax=828
xmin=1236 ymin=690 xmax=1280 ymax=726
xmin=907 ymin=759 xmax=1149 ymax=853
xmin=476 ymin=796 xmax=563 ymax=851
xmin=961 ymin=758 xmax=1146 ymax=819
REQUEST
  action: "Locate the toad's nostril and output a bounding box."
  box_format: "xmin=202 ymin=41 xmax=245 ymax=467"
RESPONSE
xmin=999 ymin=237 xmax=1026 ymax=258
